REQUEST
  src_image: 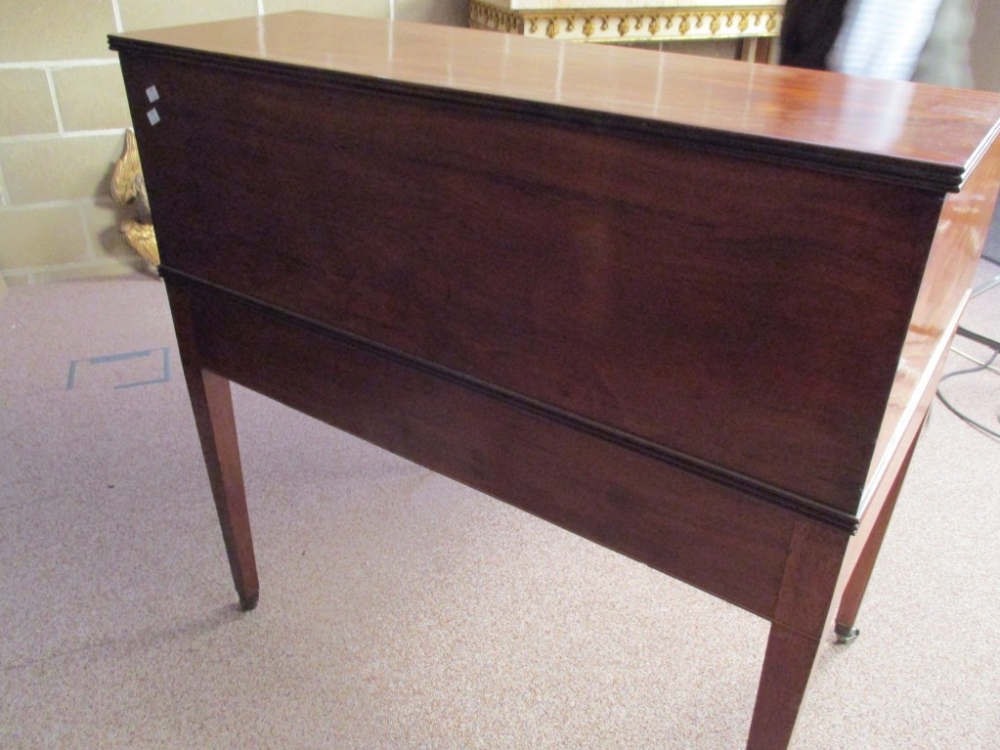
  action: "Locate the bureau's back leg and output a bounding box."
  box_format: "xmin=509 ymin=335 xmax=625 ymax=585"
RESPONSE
xmin=167 ymin=282 xmax=259 ymax=611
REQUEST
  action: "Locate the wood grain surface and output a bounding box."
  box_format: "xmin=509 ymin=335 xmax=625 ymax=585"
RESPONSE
xmin=119 ymin=48 xmax=946 ymax=518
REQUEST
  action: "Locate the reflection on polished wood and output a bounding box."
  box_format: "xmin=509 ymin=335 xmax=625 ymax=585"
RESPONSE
xmin=110 ymin=12 xmax=1000 ymax=750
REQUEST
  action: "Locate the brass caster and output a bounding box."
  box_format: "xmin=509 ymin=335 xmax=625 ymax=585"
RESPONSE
xmin=834 ymin=623 xmax=859 ymax=645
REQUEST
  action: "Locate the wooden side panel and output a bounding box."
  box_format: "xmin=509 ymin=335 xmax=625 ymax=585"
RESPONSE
xmin=865 ymin=135 xmax=1000 ymax=497
xmin=171 ymin=278 xmax=812 ymax=620
xmin=121 ymin=56 xmax=943 ymax=517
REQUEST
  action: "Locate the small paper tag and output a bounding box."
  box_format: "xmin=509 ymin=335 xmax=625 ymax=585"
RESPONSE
xmin=147 ymin=108 xmax=161 ymax=126
xmin=145 ymin=85 xmax=160 ymax=103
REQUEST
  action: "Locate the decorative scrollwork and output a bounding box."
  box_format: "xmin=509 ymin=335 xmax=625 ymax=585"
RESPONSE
xmin=110 ymin=129 xmax=159 ymax=267
xmin=472 ymin=2 xmax=783 ymax=44
xmin=469 ymin=0 xmax=523 ymax=33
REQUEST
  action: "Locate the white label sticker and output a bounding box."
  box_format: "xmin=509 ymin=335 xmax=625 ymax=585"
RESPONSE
xmin=146 ymin=85 xmax=160 ymax=103
xmin=147 ymin=108 xmax=160 ymax=126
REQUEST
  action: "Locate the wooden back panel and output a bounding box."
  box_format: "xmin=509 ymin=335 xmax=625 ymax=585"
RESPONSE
xmin=112 ymin=13 xmax=1000 ymax=523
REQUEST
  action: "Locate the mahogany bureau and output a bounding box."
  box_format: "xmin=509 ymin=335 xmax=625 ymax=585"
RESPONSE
xmin=110 ymin=12 xmax=1000 ymax=749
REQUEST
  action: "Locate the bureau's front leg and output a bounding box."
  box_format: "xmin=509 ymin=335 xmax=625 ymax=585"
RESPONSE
xmin=167 ymin=282 xmax=259 ymax=610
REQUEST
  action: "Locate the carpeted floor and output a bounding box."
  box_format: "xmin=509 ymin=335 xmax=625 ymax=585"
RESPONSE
xmin=1 ymin=264 xmax=998 ymax=749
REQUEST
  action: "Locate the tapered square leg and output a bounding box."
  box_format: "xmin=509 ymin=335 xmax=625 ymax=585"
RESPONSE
xmin=184 ymin=366 xmax=259 ymax=610
xmin=167 ymin=281 xmax=259 ymax=610
xmin=746 ymin=624 xmax=825 ymax=750
xmin=835 ymin=422 xmax=922 ymax=643
xmin=743 ymin=518 xmax=849 ymax=750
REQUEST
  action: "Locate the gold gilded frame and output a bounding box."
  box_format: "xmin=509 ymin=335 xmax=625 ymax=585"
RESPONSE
xmin=469 ymin=1 xmax=783 ymax=45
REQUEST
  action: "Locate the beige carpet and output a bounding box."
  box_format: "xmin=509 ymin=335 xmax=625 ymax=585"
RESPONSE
xmin=1 ymin=265 xmax=998 ymax=749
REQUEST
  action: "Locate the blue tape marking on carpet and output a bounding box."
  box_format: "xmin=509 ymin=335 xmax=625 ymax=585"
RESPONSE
xmin=66 ymin=348 xmax=171 ymax=390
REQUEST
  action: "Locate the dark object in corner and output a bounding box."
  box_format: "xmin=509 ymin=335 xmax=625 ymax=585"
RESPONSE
xmin=779 ymin=0 xmax=850 ymax=70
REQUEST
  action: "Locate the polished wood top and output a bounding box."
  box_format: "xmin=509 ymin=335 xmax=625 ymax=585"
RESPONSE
xmin=111 ymin=11 xmax=1000 ymax=191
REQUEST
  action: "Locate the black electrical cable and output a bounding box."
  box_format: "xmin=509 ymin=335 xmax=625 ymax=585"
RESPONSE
xmin=956 ymin=325 xmax=1000 ymax=351
xmin=935 ymin=349 xmax=1000 ymax=442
